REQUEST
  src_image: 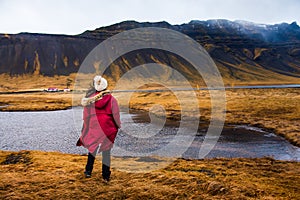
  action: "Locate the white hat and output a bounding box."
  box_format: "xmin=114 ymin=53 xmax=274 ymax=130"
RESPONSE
xmin=93 ymin=75 xmax=108 ymax=91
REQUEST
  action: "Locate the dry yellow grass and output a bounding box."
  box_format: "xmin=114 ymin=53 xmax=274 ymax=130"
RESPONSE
xmin=1 ymin=75 xmax=300 ymax=199
xmin=225 ymin=88 xmax=300 ymax=146
xmin=0 ymin=74 xmax=78 ymax=92
xmin=0 ymin=150 xmax=299 ymax=199
xmin=114 ymin=88 xmax=300 ymax=147
xmin=0 ymin=92 xmax=73 ymax=111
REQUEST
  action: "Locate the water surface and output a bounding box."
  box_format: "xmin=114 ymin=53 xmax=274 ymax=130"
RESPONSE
xmin=0 ymin=109 xmax=299 ymax=161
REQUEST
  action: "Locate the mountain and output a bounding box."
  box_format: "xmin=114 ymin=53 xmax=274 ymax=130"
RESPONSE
xmin=0 ymin=19 xmax=300 ymax=85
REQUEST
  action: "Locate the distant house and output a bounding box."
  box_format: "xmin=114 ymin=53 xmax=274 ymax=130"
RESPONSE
xmin=47 ymin=87 xmax=59 ymax=92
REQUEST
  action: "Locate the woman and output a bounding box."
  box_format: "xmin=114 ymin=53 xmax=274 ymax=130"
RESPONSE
xmin=77 ymin=75 xmax=121 ymax=181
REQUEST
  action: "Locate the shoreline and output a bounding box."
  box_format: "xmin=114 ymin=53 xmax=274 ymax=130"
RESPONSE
xmin=0 ymin=87 xmax=299 ymax=148
xmin=1 ymin=147 xmax=299 ymax=162
xmin=1 ymin=108 xmax=299 ymax=162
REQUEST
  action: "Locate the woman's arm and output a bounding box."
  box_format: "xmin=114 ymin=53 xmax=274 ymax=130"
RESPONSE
xmin=112 ymin=97 xmax=121 ymax=128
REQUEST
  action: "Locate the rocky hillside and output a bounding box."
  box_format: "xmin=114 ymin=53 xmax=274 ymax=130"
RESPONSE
xmin=1 ymin=20 xmax=300 ymax=84
xmin=0 ymin=33 xmax=96 ymax=75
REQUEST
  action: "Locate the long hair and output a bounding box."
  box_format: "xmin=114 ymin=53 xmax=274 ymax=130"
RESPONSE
xmin=85 ymin=81 xmax=96 ymax=98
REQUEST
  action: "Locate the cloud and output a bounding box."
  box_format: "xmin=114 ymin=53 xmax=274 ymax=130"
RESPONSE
xmin=0 ymin=0 xmax=299 ymax=34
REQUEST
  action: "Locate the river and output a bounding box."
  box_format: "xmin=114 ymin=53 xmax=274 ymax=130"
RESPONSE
xmin=0 ymin=109 xmax=299 ymax=161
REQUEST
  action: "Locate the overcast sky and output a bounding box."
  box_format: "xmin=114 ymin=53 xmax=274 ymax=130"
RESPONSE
xmin=0 ymin=0 xmax=299 ymax=35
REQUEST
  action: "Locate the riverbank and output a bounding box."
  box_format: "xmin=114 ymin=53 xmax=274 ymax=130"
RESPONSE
xmin=0 ymin=87 xmax=299 ymax=147
xmin=0 ymin=150 xmax=299 ymax=199
xmin=0 ymin=92 xmax=73 ymax=111
xmin=117 ymin=87 xmax=300 ymax=147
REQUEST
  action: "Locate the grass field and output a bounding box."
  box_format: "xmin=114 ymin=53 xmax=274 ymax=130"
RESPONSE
xmin=0 ymin=74 xmax=299 ymax=146
xmin=0 ymin=150 xmax=299 ymax=199
xmin=0 ymin=74 xmax=300 ymax=199
xmin=115 ymin=87 xmax=300 ymax=147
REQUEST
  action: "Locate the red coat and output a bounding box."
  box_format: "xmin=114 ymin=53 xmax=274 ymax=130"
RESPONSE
xmin=78 ymin=93 xmax=121 ymax=153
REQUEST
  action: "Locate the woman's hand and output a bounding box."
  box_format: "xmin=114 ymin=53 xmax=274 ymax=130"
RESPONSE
xmin=81 ymin=97 xmax=91 ymax=106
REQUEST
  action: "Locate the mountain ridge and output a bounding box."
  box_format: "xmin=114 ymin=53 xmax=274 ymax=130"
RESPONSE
xmin=0 ymin=19 xmax=300 ymax=85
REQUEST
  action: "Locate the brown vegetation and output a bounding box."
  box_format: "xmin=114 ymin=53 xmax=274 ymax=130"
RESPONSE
xmin=0 ymin=75 xmax=299 ymax=199
xmin=0 ymin=74 xmax=77 ymax=92
xmin=0 ymin=150 xmax=299 ymax=199
xmin=0 ymin=74 xmax=299 ymax=146
xmin=0 ymin=92 xmax=73 ymax=111
xmin=115 ymin=87 xmax=300 ymax=147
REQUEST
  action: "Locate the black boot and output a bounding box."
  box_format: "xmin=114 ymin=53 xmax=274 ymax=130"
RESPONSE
xmin=102 ymin=164 xmax=111 ymax=181
xmin=85 ymin=153 xmax=95 ymax=178
xmin=102 ymin=150 xmax=111 ymax=181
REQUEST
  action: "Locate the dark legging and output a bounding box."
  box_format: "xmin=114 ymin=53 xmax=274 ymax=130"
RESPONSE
xmin=85 ymin=149 xmax=111 ymax=180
